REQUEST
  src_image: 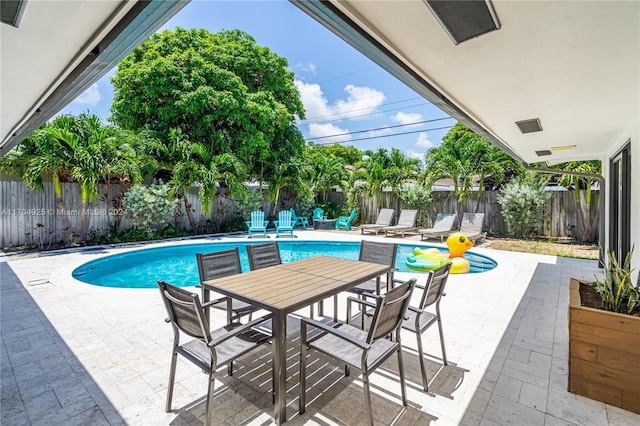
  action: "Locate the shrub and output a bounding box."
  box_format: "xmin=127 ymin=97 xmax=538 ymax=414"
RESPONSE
xmin=399 ymin=184 xmax=431 ymax=227
xmin=122 ymin=182 xmax=177 ymax=237
xmin=497 ymin=178 xmax=551 ymax=238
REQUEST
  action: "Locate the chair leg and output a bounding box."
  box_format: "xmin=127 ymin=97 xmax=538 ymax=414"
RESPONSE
xmin=165 ymin=349 xmax=179 ymax=412
xmin=397 ymin=342 xmax=408 ymax=407
xmin=436 ymin=312 xmax=448 ymax=365
xmin=299 ymin=327 xmax=307 ymax=414
xmin=228 ymin=361 xmax=233 ymax=376
xmin=416 ymin=331 xmax=430 ymax=392
xmin=362 ymin=372 xmax=374 ymax=426
xmin=204 ymin=372 xmax=216 ymax=426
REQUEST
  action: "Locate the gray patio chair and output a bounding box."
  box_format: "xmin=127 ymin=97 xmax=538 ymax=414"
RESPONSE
xmin=350 ymin=240 xmax=398 ymax=294
xmin=157 ymin=280 xmax=272 ymax=426
xmin=359 ymin=208 xmax=395 ymax=235
xmin=246 ymin=241 xmax=281 ymax=270
xmin=402 ymin=262 xmax=452 ymax=392
xmin=197 ymin=248 xmax=259 ymax=323
xmin=460 ymin=212 xmax=487 ymax=244
xmin=299 ymin=278 xmax=417 ymax=426
xmin=418 ymin=213 xmax=457 ymax=241
xmin=330 ymin=240 xmax=398 ymax=324
xmin=383 ymin=209 xmax=418 ymax=237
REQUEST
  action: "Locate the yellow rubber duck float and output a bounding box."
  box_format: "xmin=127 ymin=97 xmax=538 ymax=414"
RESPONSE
xmin=405 ymin=232 xmax=474 ymax=274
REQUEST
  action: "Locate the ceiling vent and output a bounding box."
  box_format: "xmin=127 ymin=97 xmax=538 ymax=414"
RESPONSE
xmin=516 ymin=118 xmax=543 ymax=134
xmin=535 ymin=150 xmax=552 ymax=157
xmin=1 ymin=0 xmax=27 ymax=28
xmin=424 ymin=0 xmax=501 ymax=45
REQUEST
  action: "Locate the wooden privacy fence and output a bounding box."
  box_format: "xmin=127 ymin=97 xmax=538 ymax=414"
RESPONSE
xmin=0 ymin=181 xmax=266 ymax=247
xmin=1 ymin=180 xmax=599 ymax=247
xmin=340 ymin=189 xmax=599 ymax=241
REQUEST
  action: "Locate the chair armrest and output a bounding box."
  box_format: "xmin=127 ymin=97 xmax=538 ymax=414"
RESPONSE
xmin=201 ymin=296 xmax=231 ymax=309
xmin=245 ymin=221 xmax=251 ymax=228
xmin=301 ymin=317 xmax=369 ymax=350
xmin=273 ymin=221 xmax=279 ymax=227
xmin=208 ymin=314 xmax=273 ymax=346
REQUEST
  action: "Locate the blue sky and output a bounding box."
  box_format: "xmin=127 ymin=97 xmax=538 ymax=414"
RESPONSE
xmin=60 ymin=0 xmax=455 ymax=160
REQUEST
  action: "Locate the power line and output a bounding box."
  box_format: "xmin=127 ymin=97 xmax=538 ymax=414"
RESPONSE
xmin=301 ymin=87 xmax=414 ymax=114
xmin=306 ymin=102 xmax=431 ymax=124
xmin=298 ymin=96 xmax=426 ymax=123
xmin=309 ymin=125 xmax=455 ymax=146
xmin=314 ymin=65 xmax=379 ymax=84
xmin=308 ymin=117 xmax=454 ymax=139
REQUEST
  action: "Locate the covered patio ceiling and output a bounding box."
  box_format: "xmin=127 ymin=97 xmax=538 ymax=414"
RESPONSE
xmin=0 ymin=0 xmax=188 ymax=157
xmin=291 ymin=0 xmax=639 ymax=165
xmin=2 ymin=1 xmax=637 ymax=166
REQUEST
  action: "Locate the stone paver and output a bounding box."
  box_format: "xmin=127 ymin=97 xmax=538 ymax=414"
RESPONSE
xmin=2 ymin=230 xmax=639 ymax=425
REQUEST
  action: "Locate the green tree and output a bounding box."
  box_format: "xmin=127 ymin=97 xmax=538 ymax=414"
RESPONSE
xmin=350 ymin=148 xmax=419 ymax=220
xmin=423 ymin=122 xmax=515 ymax=222
xmin=306 ymin=145 xmax=349 ymax=202
xmin=168 ymin=141 xmax=247 ymax=232
xmin=267 ymin=157 xmax=313 ymax=218
xmin=111 ymin=27 xmax=305 ymax=184
xmin=0 ymin=113 xmax=143 ymax=242
xmin=308 ymin=142 xmax=362 ymax=165
xmin=536 ymin=160 xmax=601 ymax=243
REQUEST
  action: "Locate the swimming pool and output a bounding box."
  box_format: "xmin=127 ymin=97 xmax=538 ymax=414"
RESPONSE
xmin=72 ymin=240 xmax=498 ymax=288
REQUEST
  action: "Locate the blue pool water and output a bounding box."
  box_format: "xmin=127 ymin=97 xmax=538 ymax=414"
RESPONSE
xmin=72 ymin=240 xmax=498 ymax=288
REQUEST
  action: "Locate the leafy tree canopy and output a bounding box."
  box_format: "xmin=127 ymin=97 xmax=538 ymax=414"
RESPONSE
xmin=308 ymin=143 xmax=362 ymax=165
xmin=110 ymin=27 xmax=306 ymax=179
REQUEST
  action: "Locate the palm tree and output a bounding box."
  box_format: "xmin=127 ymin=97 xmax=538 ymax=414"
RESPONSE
xmin=468 ymin=139 xmax=523 ymax=213
xmin=1 ymin=113 xmax=143 ymax=242
xmin=267 ymin=157 xmax=313 ymax=218
xmin=549 ymin=160 xmax=601 ymax=243
xmin=423 ymin=122 xmax=509 ymax=222
xmin=306 ymin=149 xmax=348 ymax=202
xmin=169 ymin=142 xmax=248 ymax=232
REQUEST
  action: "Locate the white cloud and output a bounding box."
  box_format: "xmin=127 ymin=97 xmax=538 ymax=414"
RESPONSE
xmin=415 ymin=132 xmax=435 ymax=149
xmin=334 ymin=85 xmax=385 ymax=120
xmin=295 ymin=80 xmax=384 ymax=122
xmin=391 ymin=111 xmax=424 ymax=126
xmin=308 ymin=122 xmax=351 ymax=144
xmin=295 ymin=80 xmax=333 ymax=121
xmin=73 ymin=83 xmax=101 ymax=106
xmin=292 ymin=62 xmax=317 ymax=75
xmin=406 ymin=149 xmax=426 ymax=161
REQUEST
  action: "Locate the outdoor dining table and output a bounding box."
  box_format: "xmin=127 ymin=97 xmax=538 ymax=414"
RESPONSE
xmin=202 ymin=255 xmax=392 ymax=425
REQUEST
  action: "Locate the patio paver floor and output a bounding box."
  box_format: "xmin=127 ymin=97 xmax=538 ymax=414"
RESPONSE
xmin=2 ymin=230 xmax=639 ymax=425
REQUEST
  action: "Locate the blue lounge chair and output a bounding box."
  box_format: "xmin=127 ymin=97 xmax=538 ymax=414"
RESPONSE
xmin=289 ymin=208 xmax=309 ymax=229
xmin=335 ymin=208 xmax=357 ymax=231
xmin=275 ymin=210 xmax=295 ymax=237
xmin=312 ymin=208 xmax=326 ymax=222
xmin=245 ymin=210 xmax=269 ymax=238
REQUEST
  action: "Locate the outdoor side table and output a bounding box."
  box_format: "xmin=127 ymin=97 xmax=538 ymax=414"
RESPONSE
xmin=313 ymin=219 xmax=336 ymax=230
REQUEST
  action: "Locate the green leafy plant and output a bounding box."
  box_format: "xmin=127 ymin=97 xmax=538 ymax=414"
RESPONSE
xmin=122 ymin=182 xmax=177 ymax=238
xmin=592 ymin=247 xmax=639 ymax=314
xmin=496 ymin=178 xmax=551 ymax=238
xmin=399 ymin=184 xmax=431 ymax=227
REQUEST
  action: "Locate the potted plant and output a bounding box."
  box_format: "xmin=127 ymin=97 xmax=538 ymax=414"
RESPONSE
xmin=568 ymin=247 xmax=640 ymax=414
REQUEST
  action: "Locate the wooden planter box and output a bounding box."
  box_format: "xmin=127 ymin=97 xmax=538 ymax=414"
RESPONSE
xmin=568 ymin=278 xmax=640 ymax=413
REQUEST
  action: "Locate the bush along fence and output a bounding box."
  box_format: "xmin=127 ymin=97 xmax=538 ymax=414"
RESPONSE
xmin=1 ymin=180 xmax=599 ymax=247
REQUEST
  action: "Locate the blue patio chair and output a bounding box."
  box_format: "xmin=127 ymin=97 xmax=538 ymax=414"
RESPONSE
xmin=312 ymin=208 xmax=326 ymax=222
xmin=289 ymin=208 xmax=309 ymax=229
xmin=335 ymin=208 xmax=357 ymax=231
xmin=245 ymin=210 xmax=269 ymax=238
xmin=274 ymin=210 xmax=295 ymax=237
